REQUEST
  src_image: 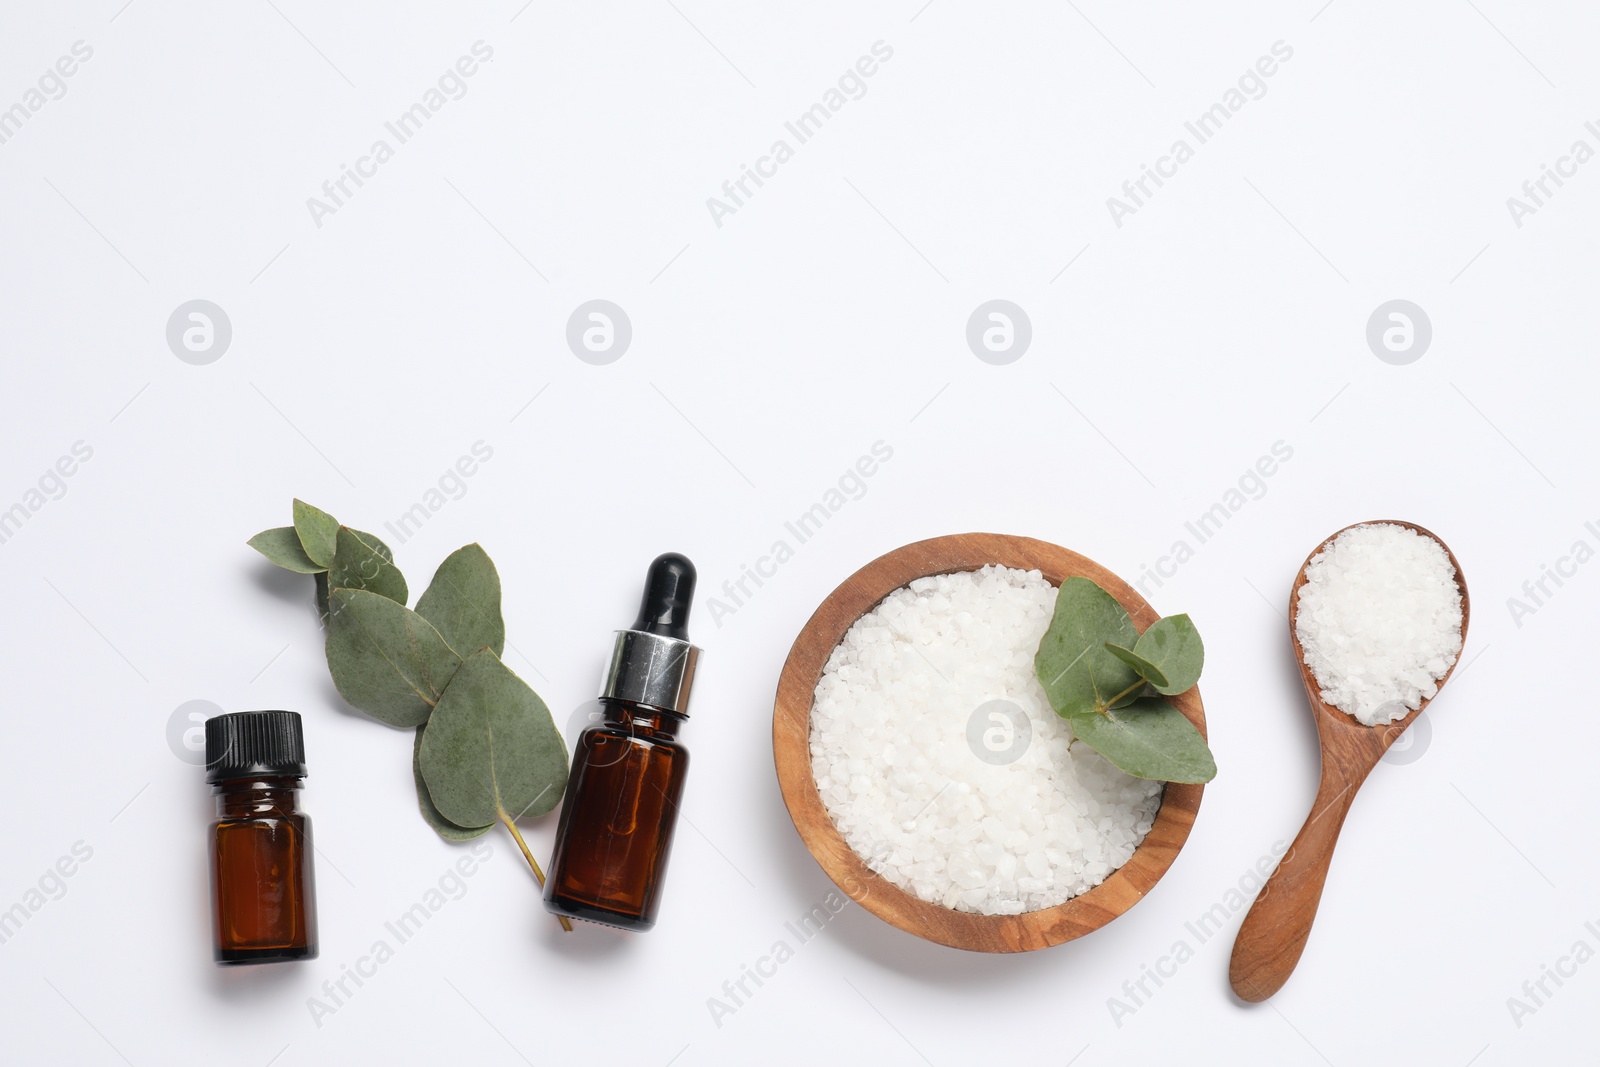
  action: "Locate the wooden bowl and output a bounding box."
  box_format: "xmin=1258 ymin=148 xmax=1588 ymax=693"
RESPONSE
xmin=772 ymin=533 xmax=1207 ymax=953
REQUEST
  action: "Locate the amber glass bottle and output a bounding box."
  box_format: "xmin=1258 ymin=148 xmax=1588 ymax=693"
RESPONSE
xmin=545 ymin=554 xmax=700 ymax=931
xmin=206 ymin=711 xmax=318 ymax=964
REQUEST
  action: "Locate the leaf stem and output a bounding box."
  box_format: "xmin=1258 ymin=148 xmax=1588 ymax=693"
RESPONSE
xmin=499 ymin=812 xmax=573 ymax=932
xmin=1100 ymin=679 xmax=1145 ymax=713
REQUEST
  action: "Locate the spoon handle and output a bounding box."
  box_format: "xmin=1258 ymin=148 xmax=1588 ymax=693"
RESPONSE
xmin=1229 ymin=774 xmax=1360 ymax=1001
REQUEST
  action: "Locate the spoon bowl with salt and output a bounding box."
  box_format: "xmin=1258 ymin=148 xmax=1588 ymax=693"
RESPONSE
xmin=1229 ymin=520 xmax=1469 ymax=1002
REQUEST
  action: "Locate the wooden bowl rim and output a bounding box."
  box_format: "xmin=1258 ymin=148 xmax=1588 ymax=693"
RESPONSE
xmin=771 ymin=533 xmax=1206 ymax=953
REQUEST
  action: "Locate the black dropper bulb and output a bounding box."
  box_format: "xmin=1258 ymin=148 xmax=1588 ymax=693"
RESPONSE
xmin=631 ymin=553 xmax=696 ymax=641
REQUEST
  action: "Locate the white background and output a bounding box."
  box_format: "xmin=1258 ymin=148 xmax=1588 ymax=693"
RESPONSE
xmin=1 ymin=1 xmax=1595 ymax=1064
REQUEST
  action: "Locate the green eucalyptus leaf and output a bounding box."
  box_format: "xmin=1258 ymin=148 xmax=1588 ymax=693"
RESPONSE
xmin=415 ymin=544 xmax=505 ymax=657
xmin=1035 ymin=577 xmax=1141 ymax=718
xmin=248 ymin=527 xmax=325 ymax=574
xmin=418 ymin=649 xmax=567 ymax=829
xmin=1067 ymin=697 xmax=1216 ymax=784
xmin=1105 ymin=642 xmax=1170 ymax=689
xmin=413 ymin=726 xmax=492 ymax=840
xmin=1133 ymin=614 xmax=1204 ymax=695
xmin=325 ymin=588 xmax=462 ymax=727
xmin=328 ymin=527 xmax=408 ymax=605
xmin=315 ymin=572 xmax=330 ymax=624
xmin=292 ymin=499 xmax=340 ymax=568
xmin=350 ymin=529 xmax=394 ymax=564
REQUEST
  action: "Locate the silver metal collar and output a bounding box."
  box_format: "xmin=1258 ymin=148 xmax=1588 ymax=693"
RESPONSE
xmin=600 ymin=629 xmax=700 ymax=715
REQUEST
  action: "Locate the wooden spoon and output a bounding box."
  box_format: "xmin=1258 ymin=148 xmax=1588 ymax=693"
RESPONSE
xmin=1228 ymin=520 xmax=1469 ymax=1002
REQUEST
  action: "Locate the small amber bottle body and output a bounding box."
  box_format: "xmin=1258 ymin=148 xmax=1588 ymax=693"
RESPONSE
xmin=210 ymin=775 xmax=318 ymax=963
xmin=544 ymin=701 xmax=690 ymax=930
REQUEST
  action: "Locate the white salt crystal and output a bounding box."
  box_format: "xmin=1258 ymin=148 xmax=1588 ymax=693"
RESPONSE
xmin=809 ymin=565 xmax=1163 ymax=915
xmin=1294 ymin=523 xmax=1464 ymax=726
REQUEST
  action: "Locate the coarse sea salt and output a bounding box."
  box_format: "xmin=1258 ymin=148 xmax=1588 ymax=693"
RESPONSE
xmin=1294 ymin=523 xmax=1463 ymax=726
xmin=809 ymin=565 xmax=1163 ymax=915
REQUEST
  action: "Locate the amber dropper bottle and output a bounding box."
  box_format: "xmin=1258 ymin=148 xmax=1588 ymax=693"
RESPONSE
xmin=545 ymin=553 xmax=701 ymax=931
xmin=206 ymin=711 xmax=318 ymax=964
